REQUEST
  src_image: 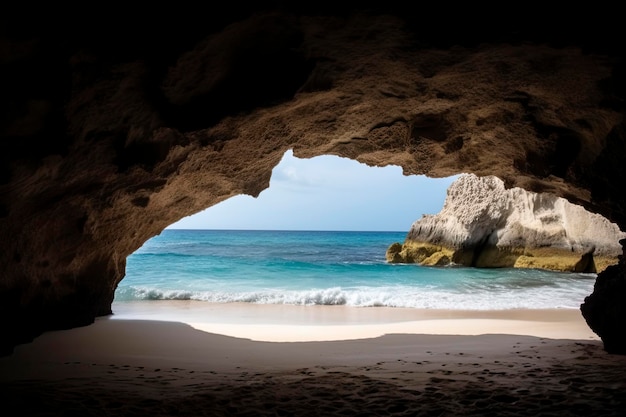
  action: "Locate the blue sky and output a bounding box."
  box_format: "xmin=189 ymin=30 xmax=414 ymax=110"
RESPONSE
xmin=167 ymin=150 xmax=460 ymax=231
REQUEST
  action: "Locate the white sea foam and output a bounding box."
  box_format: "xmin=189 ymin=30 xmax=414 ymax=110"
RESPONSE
xmin=117 ymin=283 xmax=594 ymax=310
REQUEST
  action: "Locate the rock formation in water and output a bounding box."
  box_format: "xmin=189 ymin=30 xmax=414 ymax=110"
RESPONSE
xmin=386 ymin=174 xmax=626 ymax=273
xmin=0 ymin=3 xmax=625 ymax=354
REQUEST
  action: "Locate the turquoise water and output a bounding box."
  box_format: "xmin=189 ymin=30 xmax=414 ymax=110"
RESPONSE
xmin=114 ymin=229 xmax=597 ymax=310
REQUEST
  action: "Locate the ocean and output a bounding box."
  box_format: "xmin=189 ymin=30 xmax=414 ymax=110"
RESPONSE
xmin=113 ymin=229 xmax=597 ymax=310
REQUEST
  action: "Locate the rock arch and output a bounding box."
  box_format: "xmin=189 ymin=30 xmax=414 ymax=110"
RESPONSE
xmin=1 ymin=3 xmax=625 ymax=354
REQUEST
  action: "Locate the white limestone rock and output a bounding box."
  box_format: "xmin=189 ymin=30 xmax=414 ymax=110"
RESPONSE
xmin=387 ymin=174 xmax=626 ymax=272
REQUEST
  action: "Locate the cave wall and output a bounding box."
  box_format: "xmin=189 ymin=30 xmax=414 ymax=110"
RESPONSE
xmin=1 ymin=3 xmax=624 ymax=354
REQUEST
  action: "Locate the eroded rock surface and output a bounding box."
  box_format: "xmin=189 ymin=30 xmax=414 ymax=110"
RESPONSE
xmin=581 ymin=239 xmax=626 ymax=354
xmin=386 ymin=174 xmax=626 ymax=272
xmin=1 ymin=4 xmax=625 ymax=354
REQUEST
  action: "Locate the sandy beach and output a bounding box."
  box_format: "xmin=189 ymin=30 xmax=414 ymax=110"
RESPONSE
xmin=2 ymin=301 xmax=626 ymax=416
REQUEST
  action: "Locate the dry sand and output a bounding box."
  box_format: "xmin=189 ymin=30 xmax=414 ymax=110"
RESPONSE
xmin=1 ymin=301 xmax=626 ymax=416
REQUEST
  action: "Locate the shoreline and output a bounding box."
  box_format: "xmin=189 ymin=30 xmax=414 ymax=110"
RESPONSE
xmin=110 ymin=300 xmax=600 ymax=342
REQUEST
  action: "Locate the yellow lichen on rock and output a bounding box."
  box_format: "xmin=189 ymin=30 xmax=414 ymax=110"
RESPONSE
xmin=386 ymin=241 xmax=455 ymax=265
xmin=473 ymin=247 xmax=525 ymax=269
xmin=385 ymin=242 xmax=404 ymax=263
xmin=388 ymin=240 xmax=618 ymax=273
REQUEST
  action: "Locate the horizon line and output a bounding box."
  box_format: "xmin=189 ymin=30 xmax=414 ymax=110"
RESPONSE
xmin=164 ymin=227 xmax=408 ymax=233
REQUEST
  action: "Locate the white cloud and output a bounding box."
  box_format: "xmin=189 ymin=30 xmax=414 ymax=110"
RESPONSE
xmin=168 ymin=149 xmax=459 ymax=231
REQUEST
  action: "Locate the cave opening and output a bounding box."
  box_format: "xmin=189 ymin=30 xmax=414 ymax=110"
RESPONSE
xmin=110 ymin=151 xmax=606 ymax=343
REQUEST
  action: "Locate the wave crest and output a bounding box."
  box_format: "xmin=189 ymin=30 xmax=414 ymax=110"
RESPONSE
xmin=114 ymin=285 xmax=591 ymax=310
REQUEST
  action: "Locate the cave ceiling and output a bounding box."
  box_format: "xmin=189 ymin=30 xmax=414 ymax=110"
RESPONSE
xmin=0 ymin=2 xmax=624 ymax=354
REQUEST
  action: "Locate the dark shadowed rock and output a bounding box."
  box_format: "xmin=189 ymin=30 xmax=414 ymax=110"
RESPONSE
xmin=0 ymin=3 xmax=625 ymax=354
xmin=581 ymin=239 xmax=626 ymax=354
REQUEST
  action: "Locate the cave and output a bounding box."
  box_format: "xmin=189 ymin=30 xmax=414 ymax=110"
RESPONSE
xmin=1 ymin=2 xmax=625 ymax=361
